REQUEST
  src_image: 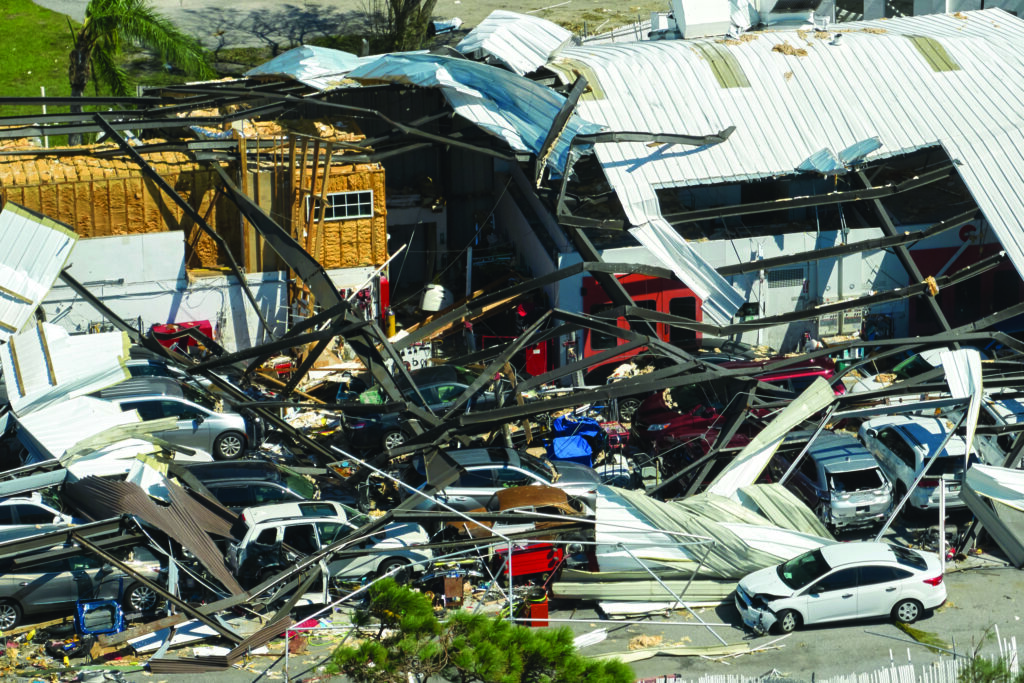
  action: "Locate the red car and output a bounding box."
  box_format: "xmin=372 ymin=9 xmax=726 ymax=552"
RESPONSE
xmin=633 ymin=357 xmax=841 ymax=453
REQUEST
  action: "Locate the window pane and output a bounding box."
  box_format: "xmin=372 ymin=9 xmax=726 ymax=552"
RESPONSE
xmin=815 ymin=567 xmax=858 ymax=592
xmin=283 ymin=524 xmax=318 ymax=554
xmin=589 ymin=304 xmax=619 ymax=350
xmin=858 ymin=565 xmax=899 ymax=586
xmin=13 ymin=505 xmax=54 ymax=525
xmin=212 ymin=486 xmax=251 ymax=507
xmin=316 ymin=522 xmax=349 ymax=545
xmin=309 ymin=191 xmax=374 ymax=221
xmin=0 ymin=507 xmax=16 ymax=525
xmin=668 ymin=297 xmax=697 ymax=344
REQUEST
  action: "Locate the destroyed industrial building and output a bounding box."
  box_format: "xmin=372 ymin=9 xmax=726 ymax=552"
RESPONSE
xmin=2 ymin=1 xmax=1024 ymax=676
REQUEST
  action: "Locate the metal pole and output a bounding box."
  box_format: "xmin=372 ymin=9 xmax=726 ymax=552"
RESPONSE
xmin=779 ymin=405 xmax=837 ymax=484
xmin=616 ymin=543 xmax=728 ymax=646
xmin=939 ymin=481 xmax=946 ymax=574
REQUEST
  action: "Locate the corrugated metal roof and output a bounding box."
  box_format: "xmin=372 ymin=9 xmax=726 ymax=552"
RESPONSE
xmin=456 ymin=10 xmax=575 ymax=76
xmin=1 ymin=322 xmax=129 ymax=416
xmin=347 ymin=53 xmax=604 ymax=176
xmin=244 ymin=44 xmax=365 ymax=91
xmin=546 ymin=8 xmax=1024 ymax=319
xmin=0 ymin=203 xmax=76 ymax=341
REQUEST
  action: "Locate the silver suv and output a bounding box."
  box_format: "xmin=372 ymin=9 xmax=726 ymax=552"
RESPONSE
xmin=771 ymin=433 xmax=892 ymax=531
xmin=226 ymin=501 xmax=432 ymax=584
xmin=97 ymin=377 xmax=256 ymax=460
xmin=859 ymin=415 xmax=978 ymax=512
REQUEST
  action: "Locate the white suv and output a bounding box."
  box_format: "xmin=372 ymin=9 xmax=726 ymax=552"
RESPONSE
xmin=226 ymin=501 xmax=432 ymax=584
xmin=858 ymin=415 xmax=978 ymax=512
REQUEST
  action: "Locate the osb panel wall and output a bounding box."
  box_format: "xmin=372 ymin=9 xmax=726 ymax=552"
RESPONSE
xmin=292 ymin=163 xmax=387 ymax=268
xmin=0 ymin=153 xmax=240 ymax=269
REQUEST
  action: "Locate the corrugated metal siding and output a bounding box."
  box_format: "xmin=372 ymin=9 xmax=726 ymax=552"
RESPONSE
xmin=456 ymin=10 xmax=575 ymax=76
xmin=0 ymin=203 xmax=76 ymax=341
xmin=15 ymin=396 xmax=145 ymax=460
xmin=1 ymin=323 xmax=128 ymax=416
xmin=64 ymin=476 xmax=244 ymax=594
xmin=245 ymin=45 xmax=363 ymax=91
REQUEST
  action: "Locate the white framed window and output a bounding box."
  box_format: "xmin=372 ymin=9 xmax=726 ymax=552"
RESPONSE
xmin=307 ymin=190 xmax=374 ymax=221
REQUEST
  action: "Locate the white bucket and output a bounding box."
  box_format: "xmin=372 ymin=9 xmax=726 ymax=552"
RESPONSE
xmin=420 ymin=284 xmax=453 ymax=312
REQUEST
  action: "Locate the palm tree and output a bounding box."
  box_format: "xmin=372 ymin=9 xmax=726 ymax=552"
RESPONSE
xmin=68 ymin=0 xmax=215 ymax=144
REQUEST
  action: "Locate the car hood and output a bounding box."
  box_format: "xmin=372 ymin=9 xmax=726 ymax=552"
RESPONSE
xmin=739 ymin=565 xmax=795 ymax=599
xmin=552 ymin=461 xmax=602 ymax=488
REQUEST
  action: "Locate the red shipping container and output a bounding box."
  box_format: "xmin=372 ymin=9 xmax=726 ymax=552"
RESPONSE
xmin=151 ymin=320 xmax=213 ymax=348
xmin=494 ymin=543 xmax=564 ymax=579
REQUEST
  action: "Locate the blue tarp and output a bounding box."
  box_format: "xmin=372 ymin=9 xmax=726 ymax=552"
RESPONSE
xmin=547 ymin=435 xmax=592 ymax=467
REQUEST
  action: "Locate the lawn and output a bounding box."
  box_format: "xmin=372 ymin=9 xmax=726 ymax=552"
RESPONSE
xmin=0 ymin=0 xmax=76 ymax=116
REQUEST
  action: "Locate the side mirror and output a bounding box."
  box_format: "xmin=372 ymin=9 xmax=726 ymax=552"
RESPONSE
xmin=100 ymin=563 xmax=113 ymax=573
xmin=810 ymin=585 xmax=824 ymax=594
xmin=193 ymin=414 xmax=206 ymax=424
xmin=866 ymin=428 xmax=877 ymax=438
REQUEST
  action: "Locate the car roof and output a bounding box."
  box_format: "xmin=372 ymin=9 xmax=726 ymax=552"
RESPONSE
xmin=440 ymin=447 xmax=523 ymax=468
xmin=820 ymin=542 xmax=896 ymax=567
xmin=807 ymin=434 xmax=881 ymax=473
xmin=865 ymin=415 xmax=968 ymax=457
xmin=96 ymin=377 xmax=186 ymax=400
xmin=183 ymin=461 xmax=281 ymax=481
xmin=241 ymin=501 xmax=345 ymax=526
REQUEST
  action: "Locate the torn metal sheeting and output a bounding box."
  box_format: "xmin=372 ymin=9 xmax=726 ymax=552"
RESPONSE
xmin=962 ymin=464 xmax=1024 ymax=568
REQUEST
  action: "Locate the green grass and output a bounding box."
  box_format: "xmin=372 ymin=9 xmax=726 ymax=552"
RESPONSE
xmin=0 ymin=0 xmax=76 ymax=114
xmin=0 ymin=0 xmax=222 ymax=119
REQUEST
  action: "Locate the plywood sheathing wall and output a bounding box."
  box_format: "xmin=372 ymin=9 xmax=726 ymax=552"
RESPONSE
xmin=0 ymin=152 xmax=241 ymax=269
xmin=291 ymin=162 xmax=388 ymax=268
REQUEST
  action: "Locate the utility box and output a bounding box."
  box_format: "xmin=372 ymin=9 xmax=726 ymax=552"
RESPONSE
xmin=670 ymin=0 xmax=732 ymax=38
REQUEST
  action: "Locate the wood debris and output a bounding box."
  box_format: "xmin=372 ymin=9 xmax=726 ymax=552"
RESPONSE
xmin=772 ymin=42 xmax=808 ymax=57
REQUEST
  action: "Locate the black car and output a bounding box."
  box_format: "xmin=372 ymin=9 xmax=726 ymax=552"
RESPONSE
xmin=179 ymin=461 xmax=357 ymax=512
xmin=343 ymin=368 xmax=515 ymax=452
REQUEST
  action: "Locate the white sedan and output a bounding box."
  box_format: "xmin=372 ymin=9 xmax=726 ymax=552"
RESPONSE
xmin=734 ymin=542 xmax=947 ymax=634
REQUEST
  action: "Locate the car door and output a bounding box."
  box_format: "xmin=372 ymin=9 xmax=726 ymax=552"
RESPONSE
xmin=802 ymin=567 xmax=861 ymax=624
xmin=318 ymin=521 xmax=370 ymax=579
xmin=444 ymin=468 xmax=501 ymax=510
xmin=161 ymin=399 xmax=216 ymax=453
xmin=69 ymin=553 xmax=117 ymax=601
xmin=1 ymin=559 xmax=76 ymax=612
xmin=856 ymin=565 xmax=912 ymax=618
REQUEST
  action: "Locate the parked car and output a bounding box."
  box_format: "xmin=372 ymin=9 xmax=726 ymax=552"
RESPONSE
xmin=95 ymin=377 xmax=259 ymax=460
xmin=344 ymin=369 xmax=520 ymax=452
xmin=226 ymin=501 xmax=432 ymax=585
xmin=950 ymin=392 xmax=1024 ymax=465
xmin=180 ymin=461 xmax=358 ymax=512
xmin=0 ymin=492 xmax=79 ymax=529
xmin=858 ymin=415 xmax=978 ymax=512
xmin=769 ymin=433 xmax=893 ymax=531
xmin=734 ymin=542 xmax=946 ymax=634
xmin=402 ymin=447 xmax=601 ymax=513
xmin=0 ymin=546 xmax=163 ymax=630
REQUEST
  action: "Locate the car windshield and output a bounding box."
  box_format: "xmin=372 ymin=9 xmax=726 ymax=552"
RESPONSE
xmin=281 ymin=467 xmax=317 ymax=499
xmin=829 ymin=468 xmax=887 ymax=493
xmin=892 ymin=354 xmax=933 ymax=380
xmin=923 ymin=455 xmax=966 ymax=476
xmin=777 ymin=548 xmax=831 ymax=590
xmin=519 ymin=454 xmax=556 ymax=483
xmin=891 ymin=544 xmax=927 ymax=570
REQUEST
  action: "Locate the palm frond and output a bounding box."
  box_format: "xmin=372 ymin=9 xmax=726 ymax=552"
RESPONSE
xmin=92 ymin=46 xmax=132 ymax=97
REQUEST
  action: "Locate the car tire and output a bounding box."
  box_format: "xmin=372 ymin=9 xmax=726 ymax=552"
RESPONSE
xmin=0 ymin=600 xmax=20 ymax=631
xmin=618 ymin=398 xmax=641 ymax=423
xmin=773 ymin=609 xmax=800 ymax=634
xmin=376 ymin=558 xmax=410 ymax=582
xmin=892 ymin=598 xmax=922 ymax=624
xmin=123 ymin=582 xmax=160 ymax=614
xmin=382 ymin=430 xmax=407 ymax=451
xmin=214 ymin=431 xmax=246 ymax=460
xmin=815 ymin=502 xmax=833 ymax=530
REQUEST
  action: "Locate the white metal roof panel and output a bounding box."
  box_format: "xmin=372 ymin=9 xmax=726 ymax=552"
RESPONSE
xmin=347 ymin=53 xmax=604 ymax=175
xmin=456 ymin=10 xmax=575 ymax=76
xmin=1 ymin=322 xmax=129 ymax=416
xmin=548 ymin=8 xmax=1024 ymax=318
xmin=244 ymin=44 xmax=364 ymax=91
xmin=15 ymin=395 xmax=146 ymax=460
xmin=0 ymin=203 xmax=77 ymax=342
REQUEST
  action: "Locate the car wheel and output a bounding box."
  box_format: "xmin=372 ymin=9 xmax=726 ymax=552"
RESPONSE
xmin=618 ymin=398 xmax=641 ymax=423
xmin=214 ymin=431 xmax=246 ymax=460
xmin=892 ymin=599 xmax=922 ymax=624
xmin=376 ymin=558 xmax=410 ymax=582
xmin=382 ymin=430 xmax=407 ymax=450
xmin=773 ymin=609 xmax=800 ymax=634
xmin=815 ymin=502 xmax=833 ymax=530
xmin=0 ymin=600 xmax=20 ymax=630
xmin=123 ymin=582 xmax=160 ymax=613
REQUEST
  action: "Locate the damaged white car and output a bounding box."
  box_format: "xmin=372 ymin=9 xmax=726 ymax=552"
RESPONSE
xmin=734 ymin=542 xmax=947 ymax=634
